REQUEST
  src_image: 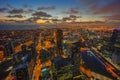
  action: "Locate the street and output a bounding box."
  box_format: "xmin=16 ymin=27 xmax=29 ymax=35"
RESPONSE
xmin=82 ymin=50 xmax=116 ymax=80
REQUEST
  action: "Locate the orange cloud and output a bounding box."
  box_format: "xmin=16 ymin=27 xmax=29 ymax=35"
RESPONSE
xmin=36 ymin=19 xmax=53 ymax=24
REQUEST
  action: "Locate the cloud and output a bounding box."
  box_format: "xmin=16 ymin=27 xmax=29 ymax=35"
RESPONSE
xmin=24 ymin=9 xmax=35 ymax=13
xmin=51 ymin=19 xmax=61 ymax=21
xmin=8 ymin=8 xmax=24 ymax=14
xmin=36 ymin=19 xmax=53 ymax=24
xmin=77 ymin=0 xmax=107 ymax=6
xmin=51 ymin=19 xmax=61 ymax=23
xmin=6 ymin=14 xmax=25 ymax=18
xmin=77 ymin=0 xmax=120 ymax=15
xmin=62 ymin=14 xmax=80 ymax=23
xmin=6 ymin=4 xmax=15 ymax=9
xmin=32 ymin=11 xmax=52 ymax=17
xmin=96 ymin=0 xmax=120 ymax=14
xmin=0 ymin=8 xmax=7 ymax=12
xmin=103 ymin=15 xmax=120 ymax=21
xmin=27 ymin=17 xmax=41 ymax=22
xmin=37 ymin=18 xmax=61 ymax=24
xmin=88 ymin=0 xmax=120 ymax=15
xmin=62 ymin=15 xmax=79 ymax=21
xmin=2 ymin=16 xmax=56 ymax=25
xmin=38 ymin=6 xmax=56 ymax=10
xmin=62 ymin=8 xmax=79 ymax=14
xmin=5 ymin=19 xmax=16 ymax=22
xmin=27 ymin=9 xmax=35 ymax=13
xmin=69 ymin=15 xmax=79 ymax=19
xmin=62 ymin=17 xmax=71 ymax=21
xmin=4 ymin=18 xmax=36 ymax=24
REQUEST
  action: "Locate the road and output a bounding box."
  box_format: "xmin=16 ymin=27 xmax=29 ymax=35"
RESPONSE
xmin=0 ymin=59 xmax=12 ymax=79
xmin=92 ymin=47 xmax=120 ymax=79
xmin=33 ymin=39 xmax=52 ymax=80
xmin=81 ymin=50 xmax=116 ymax=80
xmin=15 ymin=40 xmax=33 ymax=53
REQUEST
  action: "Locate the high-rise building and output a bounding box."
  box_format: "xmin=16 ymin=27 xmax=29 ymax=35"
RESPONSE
xmin=56 ymin=29 xmax=63 ymax=55
xmin=110 ymin=28 xmax=120 ymax=44
xmin=33 ymin=32 xmax=39 ymax=46
xmin=28 ymin=43 xmax=36 ymax=60
xmin=4 ymin=40 xmax=14 ymax=57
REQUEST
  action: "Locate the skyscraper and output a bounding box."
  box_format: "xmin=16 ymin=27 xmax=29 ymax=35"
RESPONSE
xmin=56 ymin=29 xmax=63 ymax=56
xmin=4 ymin=40 xmax=14 ymax=57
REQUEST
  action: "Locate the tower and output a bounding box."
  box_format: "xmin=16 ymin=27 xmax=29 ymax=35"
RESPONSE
xmin=56 ymin=29 xmax=63 ymax=56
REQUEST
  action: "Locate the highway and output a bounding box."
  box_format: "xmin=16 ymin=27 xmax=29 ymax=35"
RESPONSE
xmin=81 ymin=50 xmax=117 ymax=80
xmin=91 ymin=47 xmax=120 ymax=79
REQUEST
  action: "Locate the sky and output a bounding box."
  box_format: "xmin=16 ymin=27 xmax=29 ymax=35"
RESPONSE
xmin=0 ymin=0 xmax=120 ymax=25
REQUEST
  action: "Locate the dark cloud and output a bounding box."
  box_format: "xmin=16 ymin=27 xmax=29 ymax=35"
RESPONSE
xmin=8 ymin=8 xmax=24 ymax=14
xmin=5 ymin=18 xmax=36 ymax=24
xmin=32 ymin=11 xmax=52 ymax=17
xmin=38 ymin=6 xmax=56 ymax=10
xmin=6 ymin=14 xmax=25 ymax=18
xmin=24 ymin=9 xmax=35 ymax=13
xmin=51 ymin=19 xmax=61 ymax=21
xmin=0 ymin=8 xmax=7 ymax=12
xmin=62 ymin=14 xmax=79 ymax=22
xmin=52 ymin=19 xmax=61 ymax=23
xmin=15 ymin=20 xmax=31 ymax=24
xmin=69 ymin=15 xmax=79 ymax=19
xmin=62 ymin=8 xmax=79 ymax=14
xmin=27 ymin=17 xmax=41 ymax=22
xmin=62 ymin=17 xmax=71 ymax=21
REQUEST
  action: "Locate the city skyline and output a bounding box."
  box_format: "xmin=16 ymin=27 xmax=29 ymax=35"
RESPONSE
xmin=0 ymin=0 xmax=120 ymax=25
